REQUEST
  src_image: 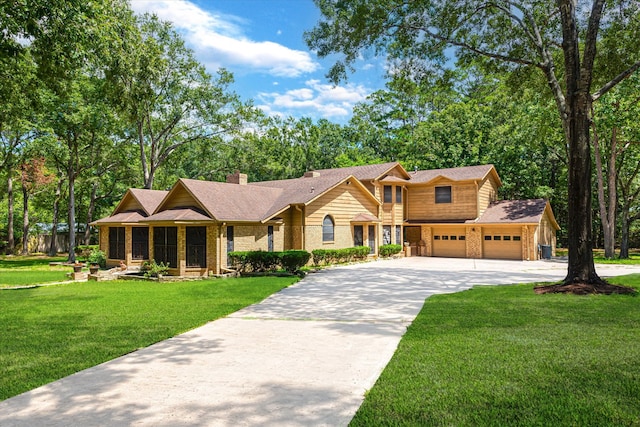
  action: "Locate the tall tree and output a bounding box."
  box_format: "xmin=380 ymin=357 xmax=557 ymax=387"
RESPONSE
xmin=591 ymin=73 xmax=640 ymax=258
xmin=28 ymin=0 xmax=132 ymax=262
xmin=108 ymin=14 xmax=243 ymax=189
xmin=306 ymin=0 xmax=640 ymax=288
xmin=0 ymin=46 xmax=38 ymax=254
xmin=19 ymin=156 xmax=54 ymax=254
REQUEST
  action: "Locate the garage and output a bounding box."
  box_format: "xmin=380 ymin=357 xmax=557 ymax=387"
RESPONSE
xmin=482 ymin=227 xmax=523 ymax=260
xmin=432 ymin=227 xmax=466 ymax=258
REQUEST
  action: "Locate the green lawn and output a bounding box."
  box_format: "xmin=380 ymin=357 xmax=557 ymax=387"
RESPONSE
xmin=0 ymin=276 xmax=297 ymax=400
xmin=351 ymin=274 xmax=640 ymax=427
xmin=555 ymin=249 xmax=640 ymax=264
xmin=0 ymin=255 xmax=70 ymax=287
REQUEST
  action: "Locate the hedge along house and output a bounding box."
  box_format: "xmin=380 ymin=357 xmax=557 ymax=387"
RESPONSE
xmin=93 ymin=170 xmax=382 ymax=276
xmin=93 ymin=162 xmax=560 ymax=276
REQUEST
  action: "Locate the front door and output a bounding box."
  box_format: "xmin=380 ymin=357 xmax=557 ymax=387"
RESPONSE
xmin=354 ymin=225 xmax=363 ymax=246
xmin=368 ymin=225 xmax=376 ymax=254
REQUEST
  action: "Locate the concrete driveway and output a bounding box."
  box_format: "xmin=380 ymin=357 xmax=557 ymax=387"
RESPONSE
xmin=1 ymin=257 xmax=638 ymax=426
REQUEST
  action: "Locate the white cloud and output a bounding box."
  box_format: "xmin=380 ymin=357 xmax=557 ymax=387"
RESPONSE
xmin=257 ymin=80 xmax=369 ymax=120
xmin=129 ymin=0 xmax=318 ymax=77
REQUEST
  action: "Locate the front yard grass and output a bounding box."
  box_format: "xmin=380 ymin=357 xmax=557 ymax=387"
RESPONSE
xmin=0 ymin=255 xmax=69 ymax=288
xmin=351 ymin=274 xmax=640 ymax=427
xmin=0 ymin=276 xmax=297 ymax=400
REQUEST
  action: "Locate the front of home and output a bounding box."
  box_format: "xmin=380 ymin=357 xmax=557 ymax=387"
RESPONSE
xmin=93 ymin=162 xmax=559 ymax=276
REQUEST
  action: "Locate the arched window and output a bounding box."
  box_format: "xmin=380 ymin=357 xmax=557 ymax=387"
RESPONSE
xmin=322 ymin=215 xmax=334 ymax=242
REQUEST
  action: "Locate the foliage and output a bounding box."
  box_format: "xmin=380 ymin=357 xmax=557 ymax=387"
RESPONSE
xmin=379 ymin=244 xmax=402 ymax=258
xmin=311 ymin=246 xmax=370 ymax=266
xmin=107 ymin=14 xmax=244 ymax=190
xmin=351 ymin=275 xmax=640 ymax=425
xmin=140 ymin=260 xmax=170 ymax=278
xmin=86 ymin=249 xmax=106 ymax=268
xmin=279 ymin=250 xmax=312 ymax=273
xmin=0 ymin=275 xmax=297 ymax=400
xmin=228 ymin=250 xmax=311 ymax=274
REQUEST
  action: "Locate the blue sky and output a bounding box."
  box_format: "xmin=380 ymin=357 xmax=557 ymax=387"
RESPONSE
xmin=129 ymin=0 xmax=388 ymax=123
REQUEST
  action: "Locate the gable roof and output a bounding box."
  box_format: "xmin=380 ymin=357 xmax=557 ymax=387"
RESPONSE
xmin=251 ymin=174 xmax=380 ymax=220
xmin=144 ymin=207 xmax=213 ymax=222
xmin=112 ymin=188 xmax=169 ymax=216
xmin=91 ymin=211 xmax=148 ymax=225
xmin=91 ymin=188 xmax=169 ymax=225
xmin=474 ymin=199 xmax=559 ymax=229
xmin=128 ymin=188 xmax=169 ymax=215
xmin=307 ymin=161 xmax=410 ymax=181
xmin=409 ymin=164 xmax=501 ymax=186
xmin=173 ymin=179 xmax=284 ymax=222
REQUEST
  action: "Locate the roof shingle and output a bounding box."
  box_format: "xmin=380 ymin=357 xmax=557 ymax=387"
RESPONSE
xmin=408 ymin=164 xmax=497 ymax=184
xmin=474 ymin=199 xmax=551 ymax=224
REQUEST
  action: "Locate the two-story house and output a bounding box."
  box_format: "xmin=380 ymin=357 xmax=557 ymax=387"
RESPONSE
xmin=93 ymin=162 xmax=559 ymax=276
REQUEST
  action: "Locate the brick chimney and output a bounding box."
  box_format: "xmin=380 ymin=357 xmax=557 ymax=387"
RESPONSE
xmin=304 ymin=171 xmax=320 ymax=178
xmin=226 ymin=170 xmax=248 ymax=185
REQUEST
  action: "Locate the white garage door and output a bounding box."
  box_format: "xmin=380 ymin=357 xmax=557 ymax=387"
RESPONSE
xmin=483 ymin=228 xmax=523 ymax=260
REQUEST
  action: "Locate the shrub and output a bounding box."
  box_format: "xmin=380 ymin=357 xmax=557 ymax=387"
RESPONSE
xmin=87 ymin=249 xmax=107 ymax=268
xmin=140 ymin=260 xmax=170 ymax=278
xmin=379 ymin=244 xmax=403 ymax=258
xmin=280 ymin=250 xmax=311 ymax=273
xmin=312 ymin=249 xmax=328 ymax=266
xmin=312 ymin=246 xmax=370 ymax=265
xmin=75 ymin=245 xmax=98 ymax=258
xmin=228 ymin=251 xmax=249 ymax=271
xmin=229 ymin=250 xmax=311 ymax=274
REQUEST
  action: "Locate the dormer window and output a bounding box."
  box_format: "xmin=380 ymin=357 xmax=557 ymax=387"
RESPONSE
xmin=435 ymin=186 xmax=452 ymax=204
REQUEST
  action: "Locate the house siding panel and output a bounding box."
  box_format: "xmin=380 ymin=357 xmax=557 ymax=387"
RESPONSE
xmin=478 ymin=176 xmax=499 ymax=215
xmin=118 ymin=197 xmax=142 ymax=213
xmin=162 ymin=184 xmax=198 ymax=210
xmin=407 ymin=181 xmax=477 ymax=221
xmin=304 ymin=182 xmax=378 ymax=253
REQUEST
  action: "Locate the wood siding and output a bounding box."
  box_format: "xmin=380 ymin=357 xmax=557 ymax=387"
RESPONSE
xmin=161 ymin=183 xmax=200 ymax=210
xmin=407 ymin=179 xmax=478 ymax=221
xmin=306 ymin=183 xmax=378 ymax=225
xmin=118 ymin=194 xmax=143 ymax=213
xmin=477 ymin=176 xmax=499 ymax=215
xmin=304 ymin=182 xmax=378 ymax=252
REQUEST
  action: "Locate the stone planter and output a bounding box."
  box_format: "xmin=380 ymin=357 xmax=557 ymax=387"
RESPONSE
xmin=89 ymin=264 xmax=100 ymax=275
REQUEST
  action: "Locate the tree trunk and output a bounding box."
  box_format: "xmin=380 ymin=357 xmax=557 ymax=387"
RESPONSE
xmin=84 ymin=181 xmax=97 ymax=245
xmin=67 ymin=168 xmax=76 ymax=263
xmin=22 ymin=182 xmax=29 ymax=255
xmin=559 ymin=0 xmax=603 ymax=285
xmin=564 ymin=95 xmax=601 ymax=284
xmin=6 ymin=171 xmax=14 ymax=254
xmin=619 ymin=207 xmax=630 ymax=259
xmin=592 ymin=123 xmax=616 ymax=259
xmin=48 ymin=177 xmax=63 ymax=257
